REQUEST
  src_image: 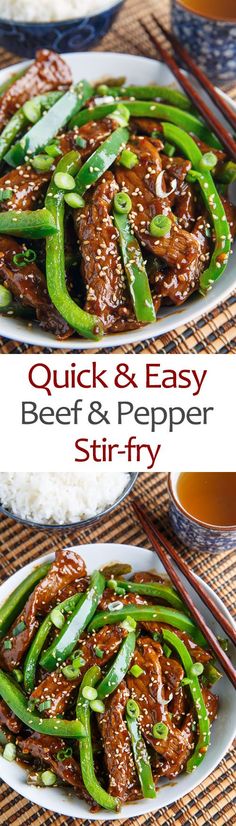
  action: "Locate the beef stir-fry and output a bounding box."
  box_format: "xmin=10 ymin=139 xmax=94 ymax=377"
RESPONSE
xmin=0 ymin=549 xmax=222 ymax=811
xmin=0 ymin=52 xmax=235 ymax=340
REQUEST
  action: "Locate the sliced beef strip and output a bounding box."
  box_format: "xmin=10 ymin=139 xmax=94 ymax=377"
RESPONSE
xmin=0 ymin=550 xmax=86 ymax=671
xmin=99 ymin=589 xmax=149 ymax=611
xmin=0 ymin=50 xmax=72 ymax=131
xmin=0 ymin=699 xmax=22 ymax=733
xmin=115 ymin=137 xmax=201 ymax=304
xmin=31 ymin=625 xmax=126 ymax=716
xmin=137 ymin=636 xmax=184 ymax=695
xmin=126 ymin=642 xmax=192 ymax=775
xmin=174 ymin=182 xmax=196 ymax=230
xmin=20 ymin=733 xmax=92 ymax=802
xmin=130 ymin=118 xmax=163 ymax=139
xmin=141 ymin=622 xmax=212 ymax=664
xmin=0 ymin=236 xmax=72 ymax=339
xmin=133 ymin=570 xmax=170 ymax=585
xmin=0 ymin=166 xmax=51 ymax=212
xmin=98 ymin=681 xmax=139 ymax=801
xmin=74 ymin=170 xmax=141 ymax=332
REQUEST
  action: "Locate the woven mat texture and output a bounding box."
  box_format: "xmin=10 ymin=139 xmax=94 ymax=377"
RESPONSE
xmin=0 ymin=471 xmax=235 ymax=825
xmin=0 ymin=0 xmax=236 ymax=354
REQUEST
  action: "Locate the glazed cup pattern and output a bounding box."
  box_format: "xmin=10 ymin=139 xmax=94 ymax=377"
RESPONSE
xmin=171 ymin=0 xmax=236 ymax=85
xmin=168 ymin=473 xmax=236 ymax=553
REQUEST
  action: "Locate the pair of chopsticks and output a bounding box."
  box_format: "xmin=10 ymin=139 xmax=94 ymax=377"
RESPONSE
xmin=139 ymin=16 xmax=236 ymax=162
xmin=132 ymin=499 xmax=236 ymax=689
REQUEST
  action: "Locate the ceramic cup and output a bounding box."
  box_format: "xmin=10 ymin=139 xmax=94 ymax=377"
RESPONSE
xmin=168 ymin=472 xmax=236 ymax=553
xmin=171 ymin=0 xmax=236 ymax=86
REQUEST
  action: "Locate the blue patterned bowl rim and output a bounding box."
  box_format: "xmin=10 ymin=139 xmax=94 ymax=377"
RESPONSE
xmin=0 ymin=0 xmax=120 ymax=26
xmin=167 ymin=472 xmax=236 ymax=532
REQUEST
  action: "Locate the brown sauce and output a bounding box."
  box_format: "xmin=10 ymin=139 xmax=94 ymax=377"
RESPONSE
xmin=177 ymin=472 xmax=236 ymax=527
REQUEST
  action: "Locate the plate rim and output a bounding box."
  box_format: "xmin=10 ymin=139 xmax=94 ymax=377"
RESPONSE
xmin=0 ymin=51 xmax=235 ymax=350
xmin=0 ymin=540 xmax=235 ymax=819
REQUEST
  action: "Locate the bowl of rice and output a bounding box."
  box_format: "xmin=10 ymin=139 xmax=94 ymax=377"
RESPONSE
xmin=0 ymin=472 xmax=137 ymax=530
xmin=0 ymin=0 xmax=124 ymax=57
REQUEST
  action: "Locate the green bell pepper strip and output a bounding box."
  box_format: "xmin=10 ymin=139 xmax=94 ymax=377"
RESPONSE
xmin=0 ymin=208 xmax=57 ymax=239
xmin=126 ymin=712 xmax=156 ymax=798
xmin=0 ymin=67 xmax=27 ymax=98
xmin=215 ymin=161 xmax=236 ymax=184
xmin=76 ymin=665 xmax=120 ymax=811
xmin=69 ymin=102 xmax=118 ymax=128
xmin=113 ymin=209 xmax=156 ymax=323
xmin=75 ymin=126 xmax=129 ymax=195
xmin=97 ymin=631 xmax=136 ymax=699
xmin=116 ymin=101 xmax=221 ymax=148
xmin=99 ymin=84 xmax=191 ymax=110
xmin=5 ymin=81 xmax=92 ymax=166
xmin=162 ymin=122 xmax=231 ymax=293
xmin=0 ymin=669 xmax=86 ymax=739
xmin=45 ymin=151 xmax=103 ymax=340
xmin=0 ymin=563 xmax=50 ymax=638
xmin=105 ymin=578 xmax=185 ymax=611
xmin=40 ymin=570 xmax=105 ymax=672
xmin=88 ymin=605 xmax=205 ymax=645
xmin=24 ymin=591 xmax=84 ymax=693
xmin=2 ymin=92 xmax=63 ymax=166
xmin=162 ymin=629 xmax=210 ymax=772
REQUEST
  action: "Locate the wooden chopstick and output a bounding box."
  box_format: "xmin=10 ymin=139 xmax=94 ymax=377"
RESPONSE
xmin=147 ymin=523 xmax=236 ymax=647
xmin=153 ymin=17 xmax=236 ymax=134
xmin=132 ymin=499 xmax=236 ymax=689
xmin=139 ymin=18 xmax=236 ymax=161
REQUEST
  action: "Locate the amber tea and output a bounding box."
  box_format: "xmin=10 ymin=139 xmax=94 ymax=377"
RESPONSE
xmin=177 ymin=472 xmax=236 ymax=527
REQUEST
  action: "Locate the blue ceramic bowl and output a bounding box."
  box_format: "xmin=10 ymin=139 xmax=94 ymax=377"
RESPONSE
xmin=168 ymin=472 xmax=236 ymax=553
xmin=171 ymin=0 xmax=236 ymax=86
xmin=0 ymin=1 xmax=123 ymax=58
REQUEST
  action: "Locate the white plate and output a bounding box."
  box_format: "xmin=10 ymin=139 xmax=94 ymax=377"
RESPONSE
xmin=0 ymin=52 xmax=235 ymax=349
xmin=0 ymin=541 xmax=235 ymax=819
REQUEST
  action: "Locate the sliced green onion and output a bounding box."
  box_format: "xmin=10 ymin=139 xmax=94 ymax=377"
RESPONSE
xmin=75 ymin=136 xmax=87 ymax=148
xmin=181 ymin=677 xmax=192 ymax=686
xmin=71 ymin=654 xmax=85 ymax=668
xmin=163 ymin=644 xmax=172 ymax=658
xmin=38 ymin=699 xmax=52 ymax=712
xmin=56 ymin=747 xmax=73 ymax=761
xmin=3 ymin=742 xmax=16 ymax=762
xmin=23 ymin=249 xmax=37 ymax=263
xmin=12 ymin=668 xmax=23 ymax=683
xmin=96 ymin=84 xmax=109 ymax=95
xmin=114 ymin=191 xmax=132 ymax=214
xmin=107 ymin=579 xmax=117 ymax=591
xmin=90 ymin=698 xmax=105 ymax=713
xmin=30 ymin=154 xmax=54 ymax=172
xmin=64 ymin=192 xmax=85 ymax=208
xmin=41 ymin=770 xmax=57 ymax=786
xmin=121 ymin=615 xmax=137 ymax=632
xmin=3 ymin=640 xmax=12 ymax=649
xmin=129 ymin=664 xmax=145 ymax=678
xmin=152 ymin=722 xmax=168 ymax=740
xmin=45 ymin=143 xmax=62 ymax=158
xmin=50 ymin=608 xmax=65 ymax=630
xmin=153 ymin=632 xmax=161 ymax=642
xmin=13 ymin=621 xmax=26 ymax=636
xmin=0 ymin=188 xmax=13 ymax=201
xmin=112 ymin=103 xmax=130 ymax=126
xmin=120 ymin=148 xmax=138 ymax=169
xmin=116 ymin=587 xmax=126 ymax=596
xmin=126 ymin=699 xmax=140 ymax=719
xmin=199 ymin=151 xmax=217 ymax=171
xmin=94 ymin=646 xmax=104 ymax=659
xmin=108 ymin=600 xmax=124 ymax=612
xmin=23 ymin=99 xmax=41 ymax=124
xmin=62 ymin=664 xmax=81 ymax=681
xmin=150 ymin=215 xmax=171 ymax=237
xmin=163 ymin=140 xmax=176 ymax=157
xmin=54 ymin=172 xmax=76 ymax=191
xmin=12 ymin=250 xmax=36 ymax=267
xmin=0 ymin=286 xmax=12 ymax=309
xmin=151 ymin=130 xmax=161 ymax=139
xmin=82 ymin=686 xmax=98 ymax=701
xmin=190 ymin=662 xmax=204 ymax=677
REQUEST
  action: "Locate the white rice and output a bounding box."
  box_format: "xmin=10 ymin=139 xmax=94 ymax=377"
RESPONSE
xmin=0 ymin=472 xmax=130 ymax=525
xmin=0 ymin=0 xmax=112 ymax=22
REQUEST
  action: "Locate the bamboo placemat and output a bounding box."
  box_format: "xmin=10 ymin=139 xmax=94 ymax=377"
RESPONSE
xmin=0 ymin=0 xmax=236 ymax=354
xmin=0 ymin=471 xmax=235 ymax=825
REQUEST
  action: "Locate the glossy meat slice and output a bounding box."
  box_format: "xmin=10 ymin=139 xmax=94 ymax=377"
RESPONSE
xmin=98 ymin=681 xmax=139 ymax=801
xmin=60 ymin=118 xmax=116 ymax=160
xmin=99 ymin=589 xmax=149 ymax=611
xmin=126 ymin=640 xmax=192 ymax=776
xmin=0 ymin=165 xmax=51 ymax=212
xmin=0 ymin=236 xmax=72 ymax=339
xmin=0 ymin=699 xmax=22 ymax=733
xmin=141 ymin=622 xmax=212 ymax=664
xmin=133 ymin=570 xmax=170 ymax=585
xmin=115 ymin=137 xmax=201 ymax=304
xmin=74 ymin=171 xmax=139 ymax=332
xmin=31 ymin=625 xmax=126 ymax=716
xmin=0 ymin=50 xmax=71 ymax=131
xmin=174 ymin=182 xmax=196 ymax=230
xmin=21 ymin=733 xmax=91 ymax=802
xmin=0 ymin=550 xmax=86 ymax=671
